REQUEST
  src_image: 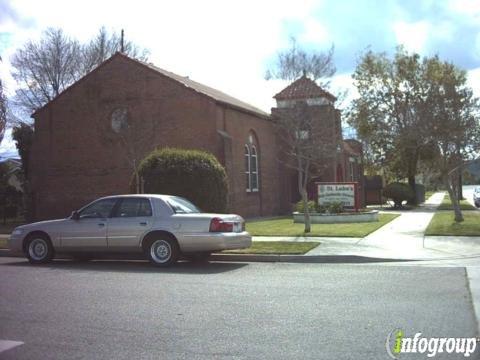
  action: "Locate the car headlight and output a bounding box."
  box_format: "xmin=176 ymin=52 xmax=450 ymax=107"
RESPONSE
xmin=12 ymin=228 xmax=24 ymax=236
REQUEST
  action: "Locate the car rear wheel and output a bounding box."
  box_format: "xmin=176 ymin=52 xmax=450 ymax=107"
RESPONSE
xmin=147 ymin=238 xmax=179 ymax=267
xmin=25 ymin=235 xmax=54 ymax=264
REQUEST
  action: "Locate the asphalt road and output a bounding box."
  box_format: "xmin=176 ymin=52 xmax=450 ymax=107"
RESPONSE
xmin=1 ymin=258 xmax=479 ymax=359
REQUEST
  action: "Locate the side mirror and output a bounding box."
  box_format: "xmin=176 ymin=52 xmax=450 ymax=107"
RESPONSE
xmin=71 ymin=210 xmax=80 ymax=221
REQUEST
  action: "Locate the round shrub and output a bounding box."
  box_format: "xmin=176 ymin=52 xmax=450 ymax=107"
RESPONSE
xmin=138 ymin=148 xmax=228 ymax=213
xmin=383 ymin=182 xmax=414 ymax=208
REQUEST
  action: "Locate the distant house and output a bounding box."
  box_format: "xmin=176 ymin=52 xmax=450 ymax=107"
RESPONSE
xmin=29 ymin=52 xmax=363 ymax=220
xmin=0 ymin=158 xmax=22 ymax=192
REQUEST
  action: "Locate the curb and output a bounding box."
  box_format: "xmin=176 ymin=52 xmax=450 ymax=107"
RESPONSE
xmin=0 ymin=248 xmax=414 ymax=263
xmin=209 ymin=253 xmax=415 ymax=264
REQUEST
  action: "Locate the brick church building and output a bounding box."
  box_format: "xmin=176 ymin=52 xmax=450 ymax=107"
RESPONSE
xmin=29 ymin=53 xmax=363 ymax=220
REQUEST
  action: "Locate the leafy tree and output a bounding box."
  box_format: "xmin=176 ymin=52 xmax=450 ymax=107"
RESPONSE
xmin=348 ymin=47 xmax=437 ymax=204
xmin=422 ymin=58 xmax=480 ymax=221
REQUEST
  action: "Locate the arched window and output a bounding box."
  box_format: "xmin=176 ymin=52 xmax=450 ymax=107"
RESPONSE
xmin=245 ymin=145 xmax=251 ymax=192
xmin=251 ymin=145 xmax=258 ymax=191
xmin=245 ymin=132 xmax=260 ymax=192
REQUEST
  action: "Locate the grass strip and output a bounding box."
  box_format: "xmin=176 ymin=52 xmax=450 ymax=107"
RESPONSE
xmin=246 ymin=214 xmax=399 ymax=237
xmin=425 ymin=211 xmax=480 ymax=236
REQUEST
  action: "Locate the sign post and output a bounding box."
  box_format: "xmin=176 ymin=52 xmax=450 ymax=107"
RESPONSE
xmin=317 ymin=182 xmax=359 ymax=211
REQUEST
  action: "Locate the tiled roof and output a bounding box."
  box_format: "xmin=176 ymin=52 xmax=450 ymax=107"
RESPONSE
xmin=343 ymin=140 xmax=362 ymax=156
xmin=274 ymin=75 xmax=336 ymax=101
xmin=34 ymin=53 xmax=270 ymax=119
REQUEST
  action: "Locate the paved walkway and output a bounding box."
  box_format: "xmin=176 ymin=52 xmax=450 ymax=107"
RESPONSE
xmin=254 ymin=192 xmax=480 ymax=261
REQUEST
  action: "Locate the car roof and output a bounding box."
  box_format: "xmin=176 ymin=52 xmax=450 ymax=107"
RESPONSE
xmin=98 ymin=194 xmax=176 ymax=201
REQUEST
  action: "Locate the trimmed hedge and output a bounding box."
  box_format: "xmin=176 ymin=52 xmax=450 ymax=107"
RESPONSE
xmin=383 ymin=182 xmax=414 ymax=208
xmin=138 ymin=148 xmax=228 ymax=213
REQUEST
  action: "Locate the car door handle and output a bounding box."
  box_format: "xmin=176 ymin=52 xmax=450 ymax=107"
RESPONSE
xmin=98 ymin=223 xmax=105 ymax=227
xmin=140 ymin=222 xmax=147 ymax=226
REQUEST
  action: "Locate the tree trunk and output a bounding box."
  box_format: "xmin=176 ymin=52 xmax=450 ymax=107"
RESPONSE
xmin=445 ymin=178 xmax=464 ymax=222
xmin=457 ymin=172 xmax=463 ymax=200
xmin=407 ymin=175 xmax=417 ymax=205
xmin=301 ymin=189 xmax=311 ymax=233
xmin=133 ymin=159 xmax=140 ymax=194
xmin=297 ymin=162 xmax=311 ymax=233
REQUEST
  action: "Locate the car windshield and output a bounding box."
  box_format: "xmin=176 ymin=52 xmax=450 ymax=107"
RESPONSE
xmin=167 ymin=197 xmax=201 ymax=214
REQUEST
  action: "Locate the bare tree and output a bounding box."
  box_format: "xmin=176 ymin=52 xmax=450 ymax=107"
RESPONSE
xmin=81 ymin=27 xmax=149 ymax=74
xmin=11 ymin=28 xmax=82 ymax=114
xmin=266 ymin=37 xmax=336 ymax=87
xmin=10 ymin=27 xmax=149 ymax=115
xmin=109 ymin=107 xmax=154 ymax=194
xmin=273 ymin=102 xmax=338 ymax=232
xmin=0 ymin=56 xmax=6 ymax=144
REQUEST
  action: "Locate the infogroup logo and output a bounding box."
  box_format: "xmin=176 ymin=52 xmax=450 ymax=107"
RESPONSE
xmin=385 ymin=329 xmax=478 ymax=358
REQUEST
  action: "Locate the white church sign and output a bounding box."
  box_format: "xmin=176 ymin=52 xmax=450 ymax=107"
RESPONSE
xmin=317 ymin=182 xmax=359 ymax=210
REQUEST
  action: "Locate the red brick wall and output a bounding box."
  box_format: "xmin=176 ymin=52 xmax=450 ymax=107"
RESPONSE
xmin=218 ymin=107 xmax=286 ymax=218
xmin=30 ymin=56 xmax=286 ymax=220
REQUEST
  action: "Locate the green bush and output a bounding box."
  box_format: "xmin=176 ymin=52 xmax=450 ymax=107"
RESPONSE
xmin=316 ymin=204 xmax=327 ymax=214
xmin=294 ymin=200 xmax=316 ymax=213
xmin=326 ymin=201 xmax=344 ymax=214
xmin=383 ymin=182 xmax=414 ymax=208
xmin=138 ymin=147 xmax=228 ymax=213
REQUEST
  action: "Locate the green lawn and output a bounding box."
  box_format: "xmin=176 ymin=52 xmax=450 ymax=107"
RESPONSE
xmin=222 ymin=241 xmax=320 ymax=255
xmin=425 ymin=211 xmax=480 ymax=236
xmin=246 ymin=214 xmax=399 ymax=237
xmin=437 ymin=194 xmax=476 ymax=210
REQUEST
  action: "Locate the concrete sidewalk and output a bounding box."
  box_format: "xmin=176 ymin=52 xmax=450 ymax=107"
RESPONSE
xmin=251 ymin=192 xmax=480 ymax=262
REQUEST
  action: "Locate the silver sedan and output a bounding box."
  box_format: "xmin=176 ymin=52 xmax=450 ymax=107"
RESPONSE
xmin=8 ymin=194 xmax=251 ymax=267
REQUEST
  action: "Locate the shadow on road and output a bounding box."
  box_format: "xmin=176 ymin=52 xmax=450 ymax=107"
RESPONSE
xmin=1 ymin=258 xmax=248 ymax=274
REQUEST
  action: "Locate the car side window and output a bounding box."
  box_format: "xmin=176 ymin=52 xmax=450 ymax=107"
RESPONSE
xmin=79 ymin=198 xmax=117 ymax=219
xmin=112 ymin=198 xmax=153 ymax=218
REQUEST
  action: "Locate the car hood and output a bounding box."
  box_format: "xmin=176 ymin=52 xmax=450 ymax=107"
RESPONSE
xmin=16 ymin=218 xmax=70 ymax=231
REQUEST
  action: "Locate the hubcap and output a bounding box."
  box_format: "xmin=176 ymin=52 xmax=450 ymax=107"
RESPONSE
xmin=29 ymin=238 xmax=48 ymax=261
xmin=150 ymin=240 xmax=171 ymax=263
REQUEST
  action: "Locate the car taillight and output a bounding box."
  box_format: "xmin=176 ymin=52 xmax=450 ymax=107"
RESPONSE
xmin=209 ymin=217 xmax=233 ymax=232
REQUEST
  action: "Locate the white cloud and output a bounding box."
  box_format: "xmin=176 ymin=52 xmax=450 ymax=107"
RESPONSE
xmin=299 ymin=18 xmax=329 ymax=44
xmin=467 ymin=67 xmax=480 ymax=98
xmin=393 ymin=20 xmax=430 ymax=53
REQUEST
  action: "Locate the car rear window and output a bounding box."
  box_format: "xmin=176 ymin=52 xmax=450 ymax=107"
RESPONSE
xmin=167 ymin=197 xmax=201 ymax=214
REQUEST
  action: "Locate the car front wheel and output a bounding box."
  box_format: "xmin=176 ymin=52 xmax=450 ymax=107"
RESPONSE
xmin=147 ymin=238 xmax=179 ymax=267
xmin=25 ymin=235 xmax=54 ymax=264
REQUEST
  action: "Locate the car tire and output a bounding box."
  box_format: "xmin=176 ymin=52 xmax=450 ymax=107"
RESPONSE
xmin=184 ymin=251 xmax=212 ymax=262
xmin=25 ymin=234 xmax=54 ymax=264
xmin=146 ymin=237 xmax=179 ymax=267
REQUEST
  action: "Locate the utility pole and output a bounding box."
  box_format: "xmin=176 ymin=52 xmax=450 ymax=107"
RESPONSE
xmin=120 ymin=29 xmax=125 ymax=53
